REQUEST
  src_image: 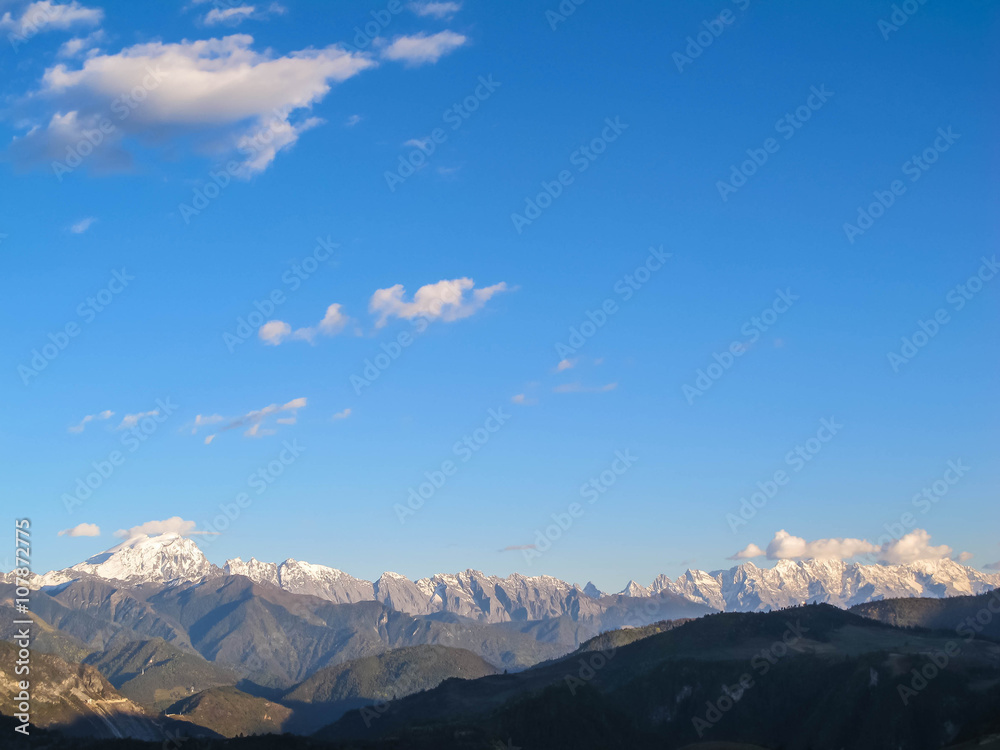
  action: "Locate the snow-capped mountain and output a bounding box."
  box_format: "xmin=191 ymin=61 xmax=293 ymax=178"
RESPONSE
xmin=34 ymin=532 xmax=220 ymax=587
xmin=645 ymin=558 xmax=1000 ymax=611
xmin=22 ymin=534 xmax=1000 ymax=620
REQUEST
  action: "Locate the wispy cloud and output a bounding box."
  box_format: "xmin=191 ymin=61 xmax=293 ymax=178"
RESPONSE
xmin=69 ymin=216 xmax=96 ymax=233
xmin=58 ymin=522 xmax=100 ymax=537
xmin=510 ymin=393 xmax=537 ymax=405
xmin=188 ymin=414 xmax=224 ymax=435
xmin=552 ymin=382 xmax=617 ymax=394
xmin=203 ymin=397 xmax=306 ymax=444
xmin=555 ymin=358 xmax=575 ymax=372
xmin=69 ymin=409 xmax=113 ymax=433
xmin=344 ymin=114 xmax=362 ymax=127
xmin=196 ymin=1 xmax=286 ymax=26
xmin=332 ymin=408 xmax=352 ymax=420
xmin=117 ymin=410 xmax=159 ymax=429
xmin=500 ymin=544 xmax=536 ymax=552
xmin=408 ymin=1 xmax=461 ymax=19
xmin=377 ymin=30 xmax=468 ymax=66
xmin=0 ymin=1 xmax=103 ymax=37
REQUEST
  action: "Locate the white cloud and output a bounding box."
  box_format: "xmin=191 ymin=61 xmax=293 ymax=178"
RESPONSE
xmin=555 ymin=358 xmax=575 ymax=372
xmin=408 ymin=1 xmax=461 ymax=19
xmin=114 ymin=516 xmax=208 ymax=539
xmin=11 ymin=34 xmax=376 ymax=175
xmin=331 ymin=408 xmax=351 ymax=420
xmin=69 ymin=216 xmax=96 ymax=233
xmin=200 ymin=1 xmax=285 ymax=25
xmin=203 ymin=5 xmax=254 ymax=25
xmin=879 ymin=529 xmax=953 ymax=565
xmin=0 ymin=1 xmax=102 ymax=37
xmin=344 ymin=114 xmax=362 ymax=127
xmin=765 ymin=529 xmax=877 ymax=561
xmin=378 ymin=30 xmax=467 ymax=66
xmin=68 ymin=409 xmax=113 ymax=433
xmin=957 ymin=551 xmax=974 ymax=562
xmin=117 ymin=409 xmax=159 ymax=429
xmin=57 ymin=28 xmax=104 ymax=57
xmin=58 ymin=522 xmax=100 ymax=537
xmin=733 ymin=529 xmax=955 ymax=565
xmin=370 ymin=278 xmax=507 ymax=328
xmin=204 ymin=396 xmax=306 ymax=443
xmin=259 ymin=303 xmax=349 ymax=345
xmin=552 ymin=382 xmax=617 ymax=394
xmin=259 ymin=320 xmax=291 ymax=345
xmin=189 ymin=413 xmax=224 ymax=434
xmin=728 ymin=543 xmax=765 ymax=560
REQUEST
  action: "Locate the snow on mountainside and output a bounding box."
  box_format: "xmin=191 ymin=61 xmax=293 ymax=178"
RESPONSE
xmin=23 ymin=534 xmax=1000 ymax=620
xmin=647 ymin=558 xmax=1000 ymax=611
xmin=47 ymin=532 xmax=219 ymax=586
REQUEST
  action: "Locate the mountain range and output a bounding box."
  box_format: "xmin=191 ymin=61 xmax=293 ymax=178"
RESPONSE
xmin=16 ymin=532 xmax=1000 ymax=619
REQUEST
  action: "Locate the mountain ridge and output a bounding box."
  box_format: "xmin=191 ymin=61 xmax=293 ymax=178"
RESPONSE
xmin=14 ymin=533 xmax=1000 ymax=621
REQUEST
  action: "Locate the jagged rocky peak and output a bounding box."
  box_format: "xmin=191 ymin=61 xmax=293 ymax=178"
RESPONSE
xmin=33 ymin=533 xmax=1000 ymax=617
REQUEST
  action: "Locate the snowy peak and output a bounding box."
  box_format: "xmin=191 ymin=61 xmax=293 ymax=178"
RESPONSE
xmin=33 ymin=534 xmax=1000 ymax=619
xmin=67 ymin=532 xmax=217 ymax=584
xmin=653 ymin=558 xmax=1000 ymax=611
xmin=619 ymin=580 xmax=651 ymax=598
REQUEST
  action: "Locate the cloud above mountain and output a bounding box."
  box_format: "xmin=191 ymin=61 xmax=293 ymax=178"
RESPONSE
xmin=731 ymin=529 xmax=955 ymax=565
xmin=114 ymin=516 xmax=203 ymax=539
xmin=58 ymin=522 xmax=100 ymax=537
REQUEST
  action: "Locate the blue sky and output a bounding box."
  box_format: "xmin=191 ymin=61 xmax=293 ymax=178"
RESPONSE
xmin=2 ymin=0 xmax=997 ymax=591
